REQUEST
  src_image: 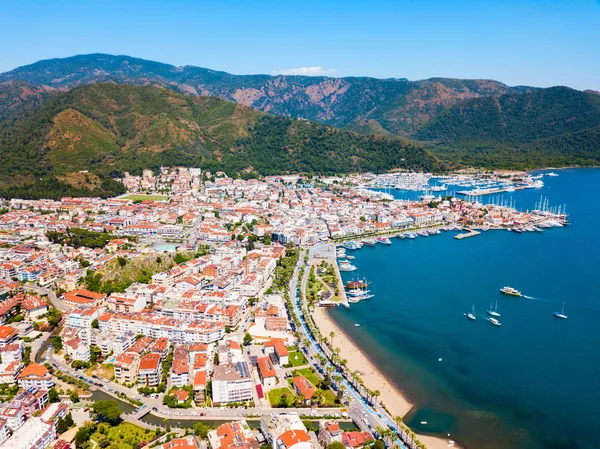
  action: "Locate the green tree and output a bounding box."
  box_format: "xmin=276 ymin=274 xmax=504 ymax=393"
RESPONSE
xmin=243 ymin=333 xmax=253 ymax=346
xmin=51 ymin=335 xmax=63 ymax=352
xmin=92 ymin=400 xmax=122 ymax=425
xmin=193 ymin=422 xmax=209 ymax=439
xmin=48 ymin=387 xmax=60 ymax=403
xmin=65 ymin=412 xmax=74 ymax=427
xmin=56 ymin=417 xmax=69 ymax=434
xmin=91 ymin=318 xmax=99 ymax=329
xmin=327 ymin=443 xmax=346 ymax=449
xmin=70 ymin=391 xmax=80 ymax=403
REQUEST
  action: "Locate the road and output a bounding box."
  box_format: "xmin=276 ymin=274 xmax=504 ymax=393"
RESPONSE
xmin=28 ymin=285 xmax=71 ymax=312
xmin=291 ymin=248 xmax=413 ymax=449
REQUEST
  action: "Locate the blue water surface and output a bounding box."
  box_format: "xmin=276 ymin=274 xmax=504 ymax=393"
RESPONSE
xmin=330 ymin=169 xmax=600 ymax=449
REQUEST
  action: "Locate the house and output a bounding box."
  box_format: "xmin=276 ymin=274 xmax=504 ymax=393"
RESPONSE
xmin=260 ymin=414 xmax=313 ymax=449
xmin=193 ymin=371 xmax=207 ymax=405
xmin=159 ymin=437 xmax=199 ymax=449
xmin=114 ymin=352 xmax=140 ymax=385
xmin=20 ymin=295 xmax=47 ymax=319
xmin=0 ymin=325 xmax=18 ymax=347
xmin=63 ymin=337 xmax=90 ymax=362
xmin=263 ymin=339 xmax=289 ymax=365
xmin=208 ymin=420 xmax=259 ymax=449
xmin=318 ymin=421 xmax=373 ymax=449
xmin=0 ymin=361 xmax=23 ymax=385
xmin=212 ymin=362 xmax=253 ymax=405
xmin=0 ymin=342 xmax=23 ymax=363
xmin=257 ymin=357 xmax=277 ymax=388
xmin=62 ymin=289 xmax=105 ymax=308
xmin=17 ymin=363 xmax=54 ymax=390
xmin=172 ymin=389 xmax=190 ymax=404
xmin=291 ymin=376 xmax=316 ymax=404
xmin=138 ymin=353 xmax=162 ymax=387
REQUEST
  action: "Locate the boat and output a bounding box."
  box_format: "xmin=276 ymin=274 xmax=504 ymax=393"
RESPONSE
xmin=343 ymin=242 xmax=361 ymax=250
xmin=405 ymin=232 xmax=417 ymax=239
xmin=500 ymin=286 xmax=522 ymax=297
xmin=487 ymin=301 xmax=501 ymax=317
xmin=348 ymin=289 xmax=371 ymax=296
xmin=343 ymin=303 xmax=350 ymax=309
xmin=397 ymin=233 xmax=405 ymax=239
xmin=346 ymin=280 xmax=368 ymax=289
xmin=361 ymin=238 xmax=376 ymax=246
xmin=346 ymin=255 xmax=356 ymax=260
xmin=489 ymin=317 xmax=501 ymax=326
xmin=546 ymin=172 xmax=559 ymax=177
xmin=466 ymin=305 xmax=476 ymax=320
xmin=553 ymin=302 xmax=568 ymax=319
xmin=376 ymin=237 xmax=392 ymax=245
xmin=339 ymin=261 xmax=357 ymax=272
xmin=354 ymin=324 xmax=360 ymax=327
xmin=417 ymin=230 xmax=429 ymax=237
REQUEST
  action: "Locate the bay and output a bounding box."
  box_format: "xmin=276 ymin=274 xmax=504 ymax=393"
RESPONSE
xmin=330 ymin=168 xmax=600 ymax=449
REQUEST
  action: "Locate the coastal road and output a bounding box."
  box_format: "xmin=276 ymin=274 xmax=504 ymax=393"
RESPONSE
xmin=291 ymin=249 xmax=411 ymax=449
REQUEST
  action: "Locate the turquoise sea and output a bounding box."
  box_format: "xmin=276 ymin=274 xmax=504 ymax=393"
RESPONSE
xmin=330 ymin=168 xmax=600 ymax=449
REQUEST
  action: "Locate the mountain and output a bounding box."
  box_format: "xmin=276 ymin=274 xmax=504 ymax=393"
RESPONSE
xmin=0 ymin=83 xmax=442 ymax=199
xmin=416 ymin=86 xmax=600 ymax=168
xmin=1 ymin=54 xmax=600 ymax=173
xmin=0 ymin=54 xmax=523 ymax=136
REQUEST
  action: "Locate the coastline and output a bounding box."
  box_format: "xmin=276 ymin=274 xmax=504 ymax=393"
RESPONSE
xmin=312 ymin=305 xmax=460 ymax=449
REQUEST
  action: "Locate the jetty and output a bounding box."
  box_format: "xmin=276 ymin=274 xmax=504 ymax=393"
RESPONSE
xmin=454 ymin=229 xmax=481 ymax=240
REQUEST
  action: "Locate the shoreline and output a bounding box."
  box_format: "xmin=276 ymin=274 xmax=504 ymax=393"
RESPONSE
xmin=312 ymin=306 xmax=460 ymax=449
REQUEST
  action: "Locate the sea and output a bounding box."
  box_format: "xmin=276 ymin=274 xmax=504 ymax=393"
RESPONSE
xmin=329 ymin=168 xmax=600 ymax=449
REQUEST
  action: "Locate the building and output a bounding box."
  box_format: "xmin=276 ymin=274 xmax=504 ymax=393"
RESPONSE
xmin=260 ymin=414 xmax=312 ymax=449
xmin=138 ymin=353 xmax=162 ymax=387
xmin=263 ymin=339 xmax=289 ymax=365
xmin=160 ymin=437 xmax=199 ymax=449
xmin=114 ymin=352 xmax=140 ymax=385
xmin=318 ymin=421 xmax=373 ymax=449
xmin=257 ymin=357 xmax=277 ymax=388
xmin=2 ymin=416 xmax=57 ymax=449
xmin=212 ymin=362 xmax=253 ymax=405
xmin=0 ymin=325 xmax=18 ymax=347
xmin=208 ymin=420 xmax=259 ymax=449
xmin=62 ymin=289 xmax=105 ymax=308
xmin=291 ymin=376 xmax=316 ymax=404
xmin=193 ymin=371 xmax=207 ymax=405
xmin=17 ymin=363 xmax=54 ymax=390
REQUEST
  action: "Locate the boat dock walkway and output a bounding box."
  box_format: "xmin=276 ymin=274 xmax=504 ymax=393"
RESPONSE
xmin=454 ymin=229 xmax=481 ymax=239
xmin=457 ymin=185 xmax=534 ymax=196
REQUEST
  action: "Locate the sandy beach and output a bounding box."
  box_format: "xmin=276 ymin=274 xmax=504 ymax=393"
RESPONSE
xmin=312 ymin=305 xmax=460 ymax=449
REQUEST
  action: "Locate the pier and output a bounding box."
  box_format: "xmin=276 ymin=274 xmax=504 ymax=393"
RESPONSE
xmin=457 ymin=185 xmax=534 ymax=196
xmin=454 ymin=229 xmax=481 ymax=239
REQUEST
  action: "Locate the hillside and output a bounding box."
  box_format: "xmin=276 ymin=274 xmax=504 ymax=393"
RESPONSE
xmin=0 ymin=54 xmax=522 ymax=136
xmin=416 ymin=87 xmax=600 ymax=168
xmin=0 ymin=83 xmax=443 ymax=199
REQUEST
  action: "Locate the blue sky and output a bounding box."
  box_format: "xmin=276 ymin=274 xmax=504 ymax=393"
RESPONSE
xmin=2 ymin=0 xmax=599 ymax=90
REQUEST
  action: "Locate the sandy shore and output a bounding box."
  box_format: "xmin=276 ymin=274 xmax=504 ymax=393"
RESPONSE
xmin=312 ymin=305 xmax=460 ymax=449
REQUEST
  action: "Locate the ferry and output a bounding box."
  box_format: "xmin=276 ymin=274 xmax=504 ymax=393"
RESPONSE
xmin=489 ymin=317 xmax=501 ymax=326
xmin=466 ymin=305 xmax=476 ymax=320
xmin=487 ymin=301 xmax=501 ymax=317
xmin=553 ymin=302 xmax=568 ymax=319
xmin=361 ymin=238 xmax=376 ymax=246
xmin=500 ymin=286 xmax=522 ymax=297
xmin=376 ymin=237 xmax=392 ymax=245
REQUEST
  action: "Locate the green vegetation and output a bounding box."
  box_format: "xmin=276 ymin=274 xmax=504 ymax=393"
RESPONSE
xmin=295 ymin=367 xmax=321 ymax=386
xmin=268 ymin=387 xmax=296 ymax=408
xmin=122 ymin=194 xmax=168 ymax=201
xmin=91 ymin=422 xmax=157 ymax=449
xmin=46 ymin=228 xmax=117 ymax=249
xmin=287 ymin=349 xmax=308 ymax=367
xmin=92 ymin=400 xmax=123 ymax=425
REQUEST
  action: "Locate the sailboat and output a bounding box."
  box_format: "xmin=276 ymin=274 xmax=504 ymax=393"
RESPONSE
xmin=466 ymin=305 xmax=476 ymax=321
xmin=553 ymin=302 xmax=568 ymax=319
xmin=489 ymin=317 xmax=501 ymax=326
xmin=487 ymin=301 xmax=501 ymax=317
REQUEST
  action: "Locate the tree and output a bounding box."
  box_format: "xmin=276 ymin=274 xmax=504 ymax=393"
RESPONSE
xmin=65 ymin=412 xmax=74 ymax=427
xmin=56 ymin=417 xmax=69 ymax=434
xmin=70 ymin=391 xmax=80 ymax=403
xmin=92 ymin=400 xmax=122 ymax=425
xmin=193 ymin=422 xmax=209 ymax=439
xmin=91 ymin=318 xmax=99 ymax=329
xmin=51 ymin=335 xmax=63 ymax=352
xmin=372 ymin=439 xmax=385 ymax=449
xmin=327 ymin=443 xmax=346 ymax=449
xmin=329 ymin=331 xmax=335 ymax=346
xmin=243 ymin=333 xmax=253 ymax=346
xmin=48 ymin=388 xmax=60 ymax=403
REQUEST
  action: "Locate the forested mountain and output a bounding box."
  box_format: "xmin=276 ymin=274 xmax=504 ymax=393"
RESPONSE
xmin=1 ymin=54 xmax=600 ymax=179
xmin=0 ymin=83 xmax=442 ymax=199
xmin=417 ymin=87 xmax=600 ymax=168
xmin=0 ymin=54 xmax=524 ymax=136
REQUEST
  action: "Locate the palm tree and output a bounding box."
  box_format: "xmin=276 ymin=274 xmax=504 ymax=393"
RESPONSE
xmin=372 ymin=389 xmax=381 ymax=405
xmin=329 ymin=330 xmax=335 ymax=346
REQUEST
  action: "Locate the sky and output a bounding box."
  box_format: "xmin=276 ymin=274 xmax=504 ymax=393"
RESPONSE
xmin=1 ymin=0 xmax=599 ymax=90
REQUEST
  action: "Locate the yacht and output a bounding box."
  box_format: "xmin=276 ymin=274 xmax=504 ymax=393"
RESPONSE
xmin=405 ymin=232 xmax=417 ymax=239
xmin=376 ymin=237 xmax=392 ymax=245
xmin=466 ymin=305 xmax=476 ymax=320
xmin=553 ymin=302 xmax=568 ymax=319
xmin=546 ymin=172 xmax=559 ymax=177
xmin=500 ymin=286 xmax=522 ymax=297
xmin=361 ymin=238 xmax=376 ymax=247
xmin=339 ymin=261 xmax=357 ymax=272
xmin=487 ymin=301 xmax=501 ymax=317
xmin=346 ymin=255 xmax=356 ymax=260
xmin=489 ymin=317 xmax=501 ymax=326
xmin=417 ymin=230 xmax=429 ymax=237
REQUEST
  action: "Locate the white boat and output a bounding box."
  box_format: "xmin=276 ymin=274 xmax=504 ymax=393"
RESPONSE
xmin=339 ymin=261 xmax=357 ymax=272
xmin=354 ymin=324 xmax=360 ymax=327
xmin=546 ymin=172 xmax=559 ymax=177
xmin=466 ymin=305 xmax=476 ymax=320
xmin=553 ymin=302 xmax=568 ymax=319
xmin=500 ymin=286 xmax=522 ymax=297
xmin=489 ymin=317 xmax=501 ymax=326
xmin=346 ymin=255 xmax=356 ymax=260
xmin=361 ymin=239 xmax=376 ymax=246
xmin=376 ymin=237 xmax=392 ymax=245
xmin=487 ymin=301 xmax=501 ymax=317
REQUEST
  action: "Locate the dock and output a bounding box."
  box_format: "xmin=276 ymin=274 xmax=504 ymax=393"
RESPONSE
xmin=454 ymin=229 xmax=481 ymax=239
xmin=457 ymin=185 xmax=534 ymax=196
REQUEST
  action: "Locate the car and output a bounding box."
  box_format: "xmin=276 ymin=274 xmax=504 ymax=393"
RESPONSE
xmin=152 ymin=407 xmax=158 ymax=411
